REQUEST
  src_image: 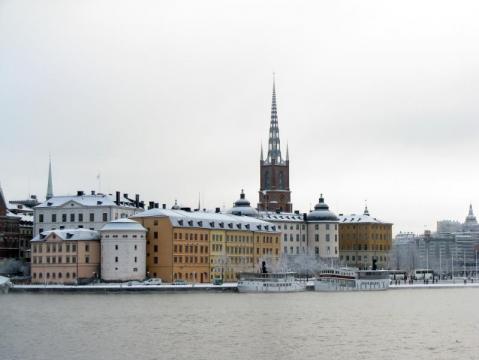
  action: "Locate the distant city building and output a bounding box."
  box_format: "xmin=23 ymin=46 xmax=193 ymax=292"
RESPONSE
xmin=338 ymin=206 xmax=393 ymax=269
xmin=33 ymin=191 xmax=142 ymax=235
xmin=131 ymin=208 xmax=280 ymax=283
xmin=258 ymin=78 xmax=292 ymax=212
xmin=0 ymin=184 xmax=33 ymax=259
xmin=31 ymin=229 xmax=100 ymax=284
xmin=100 ymin=218 xmax=147 ymax=282
xmin=437 ymin=204 xmax=479 ymax=233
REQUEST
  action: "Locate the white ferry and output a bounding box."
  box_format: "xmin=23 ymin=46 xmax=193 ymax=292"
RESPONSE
xmin=314 ymin=268 xmax=390 ymax=291
xmin=237 ymin=272 xmax=307 ymax=293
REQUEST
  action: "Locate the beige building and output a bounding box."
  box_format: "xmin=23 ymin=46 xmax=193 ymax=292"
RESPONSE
xmin=132 ymin=208 xmax=280 ymax=283
xmin=31 ymin=229 xmax=100 ymax=284
xmin=338 ymin=207 xmax=393 ymax=269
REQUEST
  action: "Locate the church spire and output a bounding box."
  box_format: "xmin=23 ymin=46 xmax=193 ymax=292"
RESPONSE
xmin=266 ymin=73 xmax=282 ymax=164
xmin=46 ymin=155 xmax=53 ymax=200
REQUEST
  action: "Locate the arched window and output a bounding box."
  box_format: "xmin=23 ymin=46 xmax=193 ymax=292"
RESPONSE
xmin=264 ymin=171 xmax=270 ymax=189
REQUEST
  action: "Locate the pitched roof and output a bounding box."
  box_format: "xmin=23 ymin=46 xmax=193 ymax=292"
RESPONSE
xmin=35 ymin=194 xmax=136 ymax=209
xmin=32 ymin=229 xmax=100 ymax=242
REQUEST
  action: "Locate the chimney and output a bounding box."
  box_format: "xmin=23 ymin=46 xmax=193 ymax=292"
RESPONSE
xmin=154 ymin=203 xmax=159 ymax=209
xmin=91 ymin=190 xmax=96 ymax=195
xmin=303 ymin=213 xmax=307 ymax=221
xmin=124 ymin=193 xmax=128 ymax=200
xmin=294 ymin=210 xmax=299 ymax=215
xmin=162 ymin=204 xmax=166 ymax=209
xmin=148 ymin=201 xmax=154 ymax=210
xmin=215 ymin=207 xmax=221 ymax=213
xmin=275 ymin=208 xmax=281 ymax=214
xmin=116 ymin=191 xmax=120 ymax=206
xmin=140 ymin=201 xmax=144 ymax=209
xmin=77 ymin=191 xmax=84 ymax=196
xmin=135 ymin=194 xmax=140 ymax=208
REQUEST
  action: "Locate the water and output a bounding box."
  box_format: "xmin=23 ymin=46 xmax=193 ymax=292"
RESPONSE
xmin=1 ymin=289 xmax=479 ymax=360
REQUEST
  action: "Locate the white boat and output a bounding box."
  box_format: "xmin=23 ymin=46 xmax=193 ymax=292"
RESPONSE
xmin=314 ymin=268 xmax=390 ymax=291
xmin=237 ymin=272 xmax=307 ymax=293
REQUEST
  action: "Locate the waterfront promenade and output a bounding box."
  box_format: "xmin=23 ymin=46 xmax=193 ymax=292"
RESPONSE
xmin=8 ymin=280 xmax=479 ymax=293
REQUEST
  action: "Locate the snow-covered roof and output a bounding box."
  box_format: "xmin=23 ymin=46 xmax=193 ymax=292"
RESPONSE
xmin=35 ymin=194 xmax=136 ymax=209
xmin=338 ymin=213 xmax=392 ymax=225
xmin=100 ymin=218 xmax=146 ymax=232
xmin=8 ymin=203 xmax=34 ymax=213
xmin=258 ymin=211 xmax=304 ymax=223
xmin=132 ymin=209 xmax=279 ymax=233
xmin=32 ymin=229 xmax=100 ymax=242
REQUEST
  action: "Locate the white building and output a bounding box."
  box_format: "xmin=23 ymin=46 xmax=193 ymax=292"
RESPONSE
xmin=306 ymin=195 xmax=339 ymax=259
xmin=100 ymin=218 xmax=147 ymax=282
xmin=34 ymin=191 xmax=142 ymax=235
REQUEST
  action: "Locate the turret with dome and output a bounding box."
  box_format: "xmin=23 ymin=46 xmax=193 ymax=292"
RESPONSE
xmin=227 ymin=190 xmax=259 ymax=217
xmin=307 ymin=194 xmax=339 ymax=222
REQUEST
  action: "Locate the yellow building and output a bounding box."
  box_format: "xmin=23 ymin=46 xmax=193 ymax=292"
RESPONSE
xmin=31 ymin=229 xmax=100 ymax=284
xmin=132 ymin=208 xmax=280 ymax=283
xmin=338 ymin=207 xmax=393 ymax=269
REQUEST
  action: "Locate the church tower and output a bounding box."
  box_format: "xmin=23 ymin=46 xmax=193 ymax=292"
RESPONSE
xmin=258 ymin=77 xmax=292 ymax=212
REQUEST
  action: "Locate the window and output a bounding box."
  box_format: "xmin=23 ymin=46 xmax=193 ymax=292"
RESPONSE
xmin=115 ymin=245 xmax=118 ymax=250
xmin=85 ymin=256 xmax=90 ymax=264
xmin=315 ymin=234 xmax=319 ymax=242
xmin=289 ymin=234 xmax=293 ymax=241
xmin=326 ymin=223 xmax=330 ymax=230
xmin=79 ymin=213 xmax=83 ymax=222
xmin=283 ymin=234 xmax=287 ymax=242
xmin=66 ymin=244 xmax=70 ymax=252
xmin=62 ymin=214 xmax=67 ymax=222
xmin=134 ymin=245 xmax=137 ymax=250
xmin=154 ymin=245 xmax=158 ymax=252
xmin=154 ymin=232 xmax=158 ymax=239
xmin=103 ymin=213 xmax=108 ymax=222
xmin=39 ymin=214 xmax=44 ymax=223
xmin=134 ymin=256 xmax=137 ymax=263
xmin=70 ymin=213 xmax=75 ymax=222
xmin=315 ymin=247 xmax=319 ymax=255
xmin=90 ymin=213 xmax=94 ymax=221
xmin=85 ymin=244 xmax=89 ymax=252
xmin=315 ymin=224 xmax=319 ymax=230
xmin=52 ymin=214 xmax=57 ymax=222
xmin=326 ymin=234 xmax=330 ymax=242
xmin=72 ymin=256 xmax=76 ymax=263
xmin=72 ymin=244 xmax=76 ymax=252
xmin=154 ymin=257 xmax=158 ymax=264
xmin=115 ymin=256 xmax=118 ymax=263
xmin=284 ymin=246 xmax=287 ymax=254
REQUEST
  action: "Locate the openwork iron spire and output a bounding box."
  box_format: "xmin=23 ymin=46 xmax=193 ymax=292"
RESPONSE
xmin=266 ymin=74 xmax=282 ymax=164
xmin=46 ymin=155 xmax=53 ymax=200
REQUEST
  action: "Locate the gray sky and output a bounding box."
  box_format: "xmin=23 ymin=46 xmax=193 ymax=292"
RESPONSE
xmin=1 ymin=0 xmax=478 ymax=234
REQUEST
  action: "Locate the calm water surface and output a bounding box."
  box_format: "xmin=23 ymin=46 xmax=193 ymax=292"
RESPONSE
xmin=1 ymin=289 xmax=479 ymax=360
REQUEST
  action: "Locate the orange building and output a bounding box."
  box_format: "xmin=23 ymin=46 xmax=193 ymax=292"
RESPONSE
xmin=338 ymin=207 xmax=393 ymax=269
xmin=132 ymin=208 xmax=280 ymax=283
xmin=31 ymin=229 xmax=100 ymax=284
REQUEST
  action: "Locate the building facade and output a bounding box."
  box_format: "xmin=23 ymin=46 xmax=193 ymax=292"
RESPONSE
xmin=338 ymin=206 xmax=393 ymax=269
xmin=100 ymin=218 xmax=147 ymax=282
xmin=258 ymin=79 xmax=292 ymax=212
xmin=30 ymin=229 xmax=100 ymax=284
xmin=132 ymin=208 xmax=280 ymax=283
xmin=33 ymin=191 xmax=142 ymax=235
xmin=306 ymin=195 xmax=339 ymax=260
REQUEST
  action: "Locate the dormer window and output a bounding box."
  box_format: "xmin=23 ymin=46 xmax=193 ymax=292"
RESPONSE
xmin=197 ymin=221 xmax=203 ymax=227
xmin=209 ymin=222 xmax=215 ymax=228
xmin=178 ymin=220 xmax=183 ymax=226
xmin=47 ymin=202 xmax=53 ymax=206
xmin=188 ymin=220 xmax=193 ymax=226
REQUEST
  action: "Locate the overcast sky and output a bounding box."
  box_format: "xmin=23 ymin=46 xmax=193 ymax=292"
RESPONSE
xmin=1 ymin=0 xmax=478 ymax=234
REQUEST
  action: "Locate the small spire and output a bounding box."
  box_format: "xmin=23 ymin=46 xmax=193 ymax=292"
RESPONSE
xmin=266 ymin=73 xmax=282 ymax=164
xmin=469 ymin=204 xmax=474 ymax=216
xmin=286 ymin=142 xmax=289 ymax=162
xmin=240 ymin=189 xmax=245 ymax=199
xmin=364 ymin=201 xmax=370 ymax=216
xmin=198 ymin=193 xmax=201 ymax=211
xmin=46 ymin=154 xmax=53 ymax=200
xmin=260 ymin=142 xmax=264 ymax=162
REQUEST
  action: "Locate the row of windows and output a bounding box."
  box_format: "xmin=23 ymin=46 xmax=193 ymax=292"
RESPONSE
xmin=226 ymin=246 xmax=252 ymax=255
xmin=173 ymin=244 xmax=209 ymax=254
xmin=284 ymin=246 xmax=306 ymax=255
xmin=112 ymin=244 xmax=139 ymax=251
xmin=173 ymin=272 xmax=208 ymax=281
xmin=103 ymin=234 xmax=143 ymax=239
xmin=38 ymin=213 xmax=108 ymax=223
xmin=340 ymin=244 xmax=390 ymax=251
xmin=341 ymin=255 xmax=388 ymax=262
xmin=173 ymin=256 xmax=209 ymax=264
xmin=313 ymin=246 xmax=338 ymax=256
xmin=173 ymin=232 xmax=209 ymax=241
xmin=277 ymin=224 xmax=306 ymax=231
xmin=114 ymin=256 xmax=138 ymax=263
xmin=32 ymin=243 xmax=81 ymax=253
xmin=37 ymin=226 xmax=95 ymax=234
xmin=32 ymin=272 xmax=76 ymax=280
xmin=32 ymin=255 xmax=80 ymax=264
xmin=283 ymin=234 xmax=306 ymax=242
xmin=341 ymin=234 xmax=391 ymax=241
xmin=314 ymin=234 xmax=338 ymax=242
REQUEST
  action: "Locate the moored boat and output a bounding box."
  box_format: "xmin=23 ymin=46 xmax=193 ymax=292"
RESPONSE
xmin=237 ymin=272 xmax=307 ymax=293
xmin=0 ymin=276 xmax=12 ymax=294
xmin=314 ymin=268 xmax=390 ymax=291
